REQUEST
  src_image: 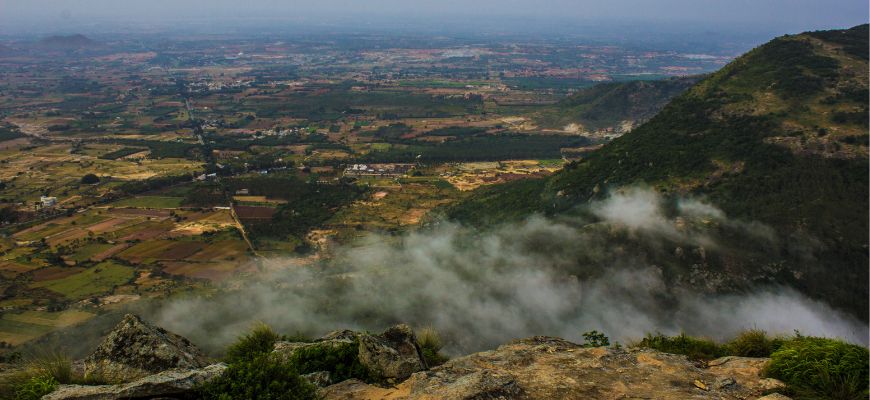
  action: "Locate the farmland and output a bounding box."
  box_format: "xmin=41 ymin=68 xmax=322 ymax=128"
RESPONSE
xmin=0 ymin=28 xmax=737 ymax=349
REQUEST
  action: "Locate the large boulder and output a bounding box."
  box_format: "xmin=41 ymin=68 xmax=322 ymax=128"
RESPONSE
xmin=321 ymin=336 xmax=783 ymax=400
xmin=272 ymin=324 xmax=426 ymax=384
xmin=358 ymin=324 xmax=427 ymax=381
xmin=83 ymin=314 xmax=211 ymax=382
xmin=42 ymin=363 xmax=226 ymax=400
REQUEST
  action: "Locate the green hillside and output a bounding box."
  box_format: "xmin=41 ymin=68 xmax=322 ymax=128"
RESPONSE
xmin=448 ymin=25 xmax=869 ymax=318
xmin=532 ymin=76 xmax=701 ymax=131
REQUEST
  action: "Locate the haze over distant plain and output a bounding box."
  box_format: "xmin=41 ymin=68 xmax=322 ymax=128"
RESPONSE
xmin=0 ymin=0 xmax=866 ymax=36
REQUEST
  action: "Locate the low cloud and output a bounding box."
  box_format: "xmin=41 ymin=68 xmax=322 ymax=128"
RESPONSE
xmin=156 ymin=188 xmax=867 ymax=354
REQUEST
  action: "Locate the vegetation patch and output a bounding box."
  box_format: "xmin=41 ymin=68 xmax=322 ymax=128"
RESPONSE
xmin=29 ymin=262 xmax=135 ymax=299
xmin=198 ymin=354 xmax=318 ymax=400
xmin=110 ymin=196 xmax=184 ymax=209
xmin=765 ymin=336 xmax=869 ymax=400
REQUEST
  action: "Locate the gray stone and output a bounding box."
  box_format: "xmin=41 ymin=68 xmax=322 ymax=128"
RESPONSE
xmin=357 ymin=324 xmax=426 ymax=381
xmin=83 ymin=314 xmax=210 ymax=382
xmin=302 ymin=371 xmax=332 ymax=388
xmin=42 ymin=363 xmax=226 ymax=400
xmin=271 ymin=324 xmax=426 ymax=383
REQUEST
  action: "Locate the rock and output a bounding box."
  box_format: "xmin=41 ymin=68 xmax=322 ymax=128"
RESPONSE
xmin=321 ymin=329 xmax=359 ymax=341
xmin=758 ymin=378 xmax=787 ymax=392
xmin=320 ymin=379 xmax=406 ymax=399
xmin=303 ymin=371 xmax=333 ymax=388
xmin=272 ymin=324 xmax=426 ymax=383
xmin=408 ymin=369 xmax=523 ymax=399
xmin=694 ymin=379 xmax=710 ymax=391
xmin=713 ymin=377 xmax=736 ymax=390
xmin=322 ymin=337 xmax=779 ymax=400
xmin=83 ymin=314 xmax=211 ymax=382
xmin=42 ymin=363 xmax=226 ymax=400
xmin=706 ymin=356 xmax=781 ymax=394
xmin=357 ymin=324 xmax=426 ymax=381
xmin=757 ymin=394 xmax=792 ymax=400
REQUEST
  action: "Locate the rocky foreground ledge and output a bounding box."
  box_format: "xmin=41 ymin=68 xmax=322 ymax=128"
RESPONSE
xmin=42 ymin=314 xmax=789 ymax=400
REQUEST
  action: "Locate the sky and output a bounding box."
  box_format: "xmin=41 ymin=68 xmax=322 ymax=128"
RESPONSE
xmin=0 ymin=0 xmax=866 ymax=35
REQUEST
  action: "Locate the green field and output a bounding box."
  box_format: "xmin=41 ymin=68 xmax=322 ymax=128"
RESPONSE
xmin=111 ymin=196 xmax=184 ymax=209
xmin=68 ymin=242 xmax=116 ymax=262
xmin=29 ymin=261 xmax=136 ymax=299
xmin=0 ymin=310 xmax=94 ymax=345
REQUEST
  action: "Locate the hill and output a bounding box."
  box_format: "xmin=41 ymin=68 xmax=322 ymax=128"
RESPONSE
xmin=447 ymin=25 xmax=869 ymax=318
xmin=533 ymin=76 xmax=701 ymax=132
xmin=37 ymin=34 xmax=95 ymax=48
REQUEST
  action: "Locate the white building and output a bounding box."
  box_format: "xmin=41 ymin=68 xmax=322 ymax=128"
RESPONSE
xmin=40 ymin=196 xmax=57 ymax=208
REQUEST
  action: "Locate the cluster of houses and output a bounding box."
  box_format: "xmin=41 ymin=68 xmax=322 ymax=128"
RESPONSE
xmin=343 ymin=163 xmax=414 ymax=177
xmin=186 ymin=79 xmax=253 ymax=94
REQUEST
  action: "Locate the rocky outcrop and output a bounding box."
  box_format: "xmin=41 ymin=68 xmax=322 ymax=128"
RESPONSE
xmin=272 ymin=324 xmax=427 ymax=384
xmin=39 ymin=317 xmax=793 ymax=400
xmin=358 ymin=324 xmax=428 ymax=381
xmin=321 ymin=336 xmax=788 ymax=400
xmin=42 ymin=363 xmax=226 ymax=400
xmin=82 ymin=314 xmax=211 ymax=383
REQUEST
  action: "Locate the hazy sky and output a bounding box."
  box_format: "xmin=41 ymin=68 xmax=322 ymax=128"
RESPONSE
xmin=0 ymin=0 xmax=867 ymax=35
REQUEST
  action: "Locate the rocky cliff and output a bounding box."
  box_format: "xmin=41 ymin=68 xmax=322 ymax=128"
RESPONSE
xmin=37 ymin=315 xmax=792 ymax=400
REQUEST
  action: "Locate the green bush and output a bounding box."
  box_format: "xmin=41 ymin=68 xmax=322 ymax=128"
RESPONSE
xmin=0 ymin=353 xmax=77 ymax=400
xmin=224 ymin=323 xmax=280 ymax=364
xmin=635 ymin=333 xmax=727 ymax=361
xmin=724 ymin=329 xmax=783 ymax=357
xmin=199 ymin=354 xmax=317 ymax=400
xmin=765 ymin=337 xmax=869 ymax=400
xmin=13 ymin=375 xmax=57 ymax=400
xmin=581 ymin=331 xmax=610 ymax=348
xmin=417 ymin=327 xmax=449 ymax=367
xmin=285 ymin=340 xmax=377 ymax=384
xmin=80 ymin=174 xmax=100 ymax=184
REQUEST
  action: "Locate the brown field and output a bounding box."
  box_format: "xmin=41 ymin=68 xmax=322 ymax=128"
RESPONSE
xmin=188 ymin=240 xmax=248 ymax=262
xmin=0 ymin=261 xmax=38 ymax=279
xmin=160 ymin=261 xmax=248 ymax=281
xmin=116 ymin=240 xmax=176 ymax=263
xmin=91 ymin=243 xmax=132 ymax=262
xmin=233 ymin=196 xmax=287 ymax=204
xmin=46 ymin=228 xmax=89 ymax=247
xmin=86 ymin=217 xmax=131 ymax=234
xmin=158 ymin=241 xmax=205 ymax=259
xmin=0 ymin=137 xmax=31 ymax=150
xmin=108 ymin=208 xmax=171 ymax=219
xmin=235 ymin=205 xmax=276 ymax=219
xmin=119 ymin=226 xmax=169 ymax=242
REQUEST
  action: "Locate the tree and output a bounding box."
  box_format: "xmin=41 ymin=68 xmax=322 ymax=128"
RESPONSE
xmin=81 ymin=174 xmax=100 ymax=184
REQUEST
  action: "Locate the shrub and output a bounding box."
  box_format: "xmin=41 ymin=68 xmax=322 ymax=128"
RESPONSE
xmin=198 ymin=354 xmax=317 ymax=400
xmin=285 ymin=340 xmax=377 ymax=384
xmin=417 ymin=327 xmax=449 ymax=367
xmin=724 ymin=329 xmax=783 ymax=358
xmin=635 ymin=333 xmax=727 ymax=361
xmin=80 ymin=174 xmax=100 ymax=184
xmin=0 ymin=353 xmax=73 ymax=400
xmin=224 ymin=323 xmax=280 ymax=364
xmin=765 ymin=336 xmax=869 ymax=400
xmin=581 ymin=331 xmax=610 ymax=348
xmin=13 ymin=375 xmax=57 ymax=400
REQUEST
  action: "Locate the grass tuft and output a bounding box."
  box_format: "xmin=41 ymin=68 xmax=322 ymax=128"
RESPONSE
xmin=416 ymin=327 xmax=449 ymax=367
xmin=635 ymin=332 xmax=727 ymax=361
xmin=765 ymin=336 xmax=868 ymax=400
xmin=224 ymin=322 xmax=280 ymax=364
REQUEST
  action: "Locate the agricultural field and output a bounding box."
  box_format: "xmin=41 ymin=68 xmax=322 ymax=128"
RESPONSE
xmin=0 ymin=28 xmax=733 ymax=349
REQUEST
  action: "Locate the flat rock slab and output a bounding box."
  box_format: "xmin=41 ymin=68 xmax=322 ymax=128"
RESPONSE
xmin=43 ymin=363 xmax=226 ymax=400
xmin=322 ymin=336 xmax=782 ymax=400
